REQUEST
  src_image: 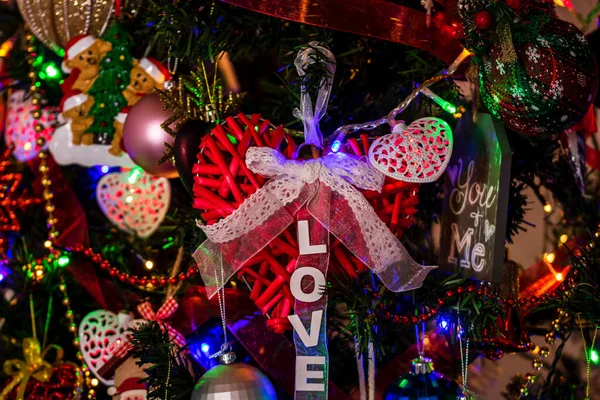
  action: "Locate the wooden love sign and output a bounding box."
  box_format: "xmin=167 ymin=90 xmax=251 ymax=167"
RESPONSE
xmin=439 ymin=112 xmax=511 ymax=282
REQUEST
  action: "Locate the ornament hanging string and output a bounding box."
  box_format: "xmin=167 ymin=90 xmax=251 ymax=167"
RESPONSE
xmin=292 ymin=42 xmax=336 ymax=150
xmin=578 ymin=319 xmax=598 ymax=399
xmin=458 ymin=318 xmax=471 ymax=398
xmin=209 ymin=254 xmax=233 ymax=360
xmin=354 ymin=336 xmax=367 ymax=400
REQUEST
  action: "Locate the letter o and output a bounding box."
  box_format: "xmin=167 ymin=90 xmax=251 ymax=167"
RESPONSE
xmin=290 ymin=267 xmax=326 ymax=303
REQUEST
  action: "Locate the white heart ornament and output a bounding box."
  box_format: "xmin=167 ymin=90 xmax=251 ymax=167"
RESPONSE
xmin=368 ymin=117 xmax=453 ymax=183
xmin=4 ymin=90 xmax=58 ymax=162
xmin=78 ymin=310 xmax=145 ymax=386
xmin=97 ymin=170 xmax=171 ymax=238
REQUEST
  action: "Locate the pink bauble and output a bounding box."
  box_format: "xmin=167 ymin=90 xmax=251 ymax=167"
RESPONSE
xmin=122 ymin=94 xmax=178 ymax=178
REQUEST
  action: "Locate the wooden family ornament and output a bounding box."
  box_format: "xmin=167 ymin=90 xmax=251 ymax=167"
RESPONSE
xmin=54 ymin=24 xmax=171 ymax=167
xmin=439 ymin=112 xmax=511 ymax=282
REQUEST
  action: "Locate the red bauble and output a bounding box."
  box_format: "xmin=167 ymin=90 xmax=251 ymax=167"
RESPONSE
xmin=474 ymin=10 xmax=493 ymax=30
xmin=505 ymin=0 xmax=523 ymax=10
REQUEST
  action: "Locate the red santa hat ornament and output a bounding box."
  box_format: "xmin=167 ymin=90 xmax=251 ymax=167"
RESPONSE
xmin=107 ymin=377 xmax=147 ymax=399
xmin=62 ymin=35 xmax=97 ymax=73
xmin=60 ymin=90 xmax=89 ymax=113
xmin=138 ymin=57 xmax=171 ymax=87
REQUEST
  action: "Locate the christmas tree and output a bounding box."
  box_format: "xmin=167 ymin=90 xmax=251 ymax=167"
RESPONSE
xmin=0 ymin=0 xmax=599 ymax=399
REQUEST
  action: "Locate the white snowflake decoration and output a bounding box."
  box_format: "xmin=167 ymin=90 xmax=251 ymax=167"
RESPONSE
xmin=496 ymin=60 xmax=505 ymax=75
xmin=526 ymin=46 xmax=540 ymax=64
xmin=549 ymin=80 xmax=564 ymax=100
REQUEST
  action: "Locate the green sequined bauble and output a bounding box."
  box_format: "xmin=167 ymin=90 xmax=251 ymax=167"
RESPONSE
xmin=384 ymin=356 xmax=463 ymax=400
xmin=478 ymin=14 xmax=597 ymax=136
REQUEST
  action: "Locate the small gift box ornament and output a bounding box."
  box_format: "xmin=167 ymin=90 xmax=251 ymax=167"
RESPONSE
xmin=0 ymin=338 xmax=82 ymax=400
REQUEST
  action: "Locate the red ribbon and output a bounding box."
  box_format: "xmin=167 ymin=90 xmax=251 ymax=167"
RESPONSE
xmin=221 ymin=0 xmax=463 ymax=65
xmin=137 ymin=298 xmax=187 ymax=348
xmin=577 ymin=106 xmax=600 ymax=170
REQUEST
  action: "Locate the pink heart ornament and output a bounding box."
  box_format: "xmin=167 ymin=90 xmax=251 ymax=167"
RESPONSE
xmin=368 ymin=117 xmax=453 ymax=183
xmin=97 ymin=170 xmax=171 ymax=238
xmin=78 ymin=310 xmax=145 ymax=386
xmin=4 ymin=90 xmax=58 ymax=162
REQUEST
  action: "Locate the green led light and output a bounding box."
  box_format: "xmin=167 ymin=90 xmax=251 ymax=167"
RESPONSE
xmin=442 ymin=103 xmax=457 ymax=114
xmin=420 ymin=87 xmax=457 ymax=115
xmin=398 ymin=379 xmax=409 ymax=388
xmin=45 ymin=63 xmax=59 ymax=78
xmin=227 ymin=134 xmax=238 ymax=144
xmin=57 ymin=256 xmax=70 ymax=267
xmin=128 ymin=167 xmax=143 ymax=184
xmin=590 ymin=349 xmax=599 ymax=365
xmin=33 ymin=55 xmax=44 ymax=67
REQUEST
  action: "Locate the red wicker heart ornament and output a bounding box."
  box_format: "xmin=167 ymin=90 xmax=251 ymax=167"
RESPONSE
xmin=192 ymin=115 xmax=419 ymax=333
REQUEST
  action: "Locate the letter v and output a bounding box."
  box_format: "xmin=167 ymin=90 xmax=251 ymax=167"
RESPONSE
xmin=288 ymin=310 xmax=324 ymax=347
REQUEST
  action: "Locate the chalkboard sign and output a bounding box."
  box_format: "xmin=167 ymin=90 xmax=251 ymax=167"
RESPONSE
xmin=439 ymin=112 xmax=511 ymax=282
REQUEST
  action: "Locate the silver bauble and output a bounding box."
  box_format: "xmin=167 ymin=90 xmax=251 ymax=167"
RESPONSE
xmin=191 ymin=363 xmax=277 ymax=400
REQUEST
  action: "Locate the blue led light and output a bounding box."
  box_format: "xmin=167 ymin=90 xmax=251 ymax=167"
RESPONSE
xmin=101 ymin=165 xmax=109 ymax=173
xmin=201 ymin=343 xmax=210 ymax=353
xmin=331 ymin=140 xmax=342 ymax=153
xmin=0 ymin=273 xmax=4 ymax=282
xmin=438 ymin=318 xmax=449 ymax=331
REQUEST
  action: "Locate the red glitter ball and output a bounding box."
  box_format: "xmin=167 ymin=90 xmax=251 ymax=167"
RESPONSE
xmin=505 ymin=0 xmax=523 ymax=10
xmin=474 ymin=10 xmax=493 ymax=30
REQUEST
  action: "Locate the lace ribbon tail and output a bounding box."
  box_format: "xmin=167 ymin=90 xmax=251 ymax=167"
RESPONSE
xmin=308 ymin=182 xmax=436 ymax=292
xmin=194 ymin=202 xmax=300 ymax=299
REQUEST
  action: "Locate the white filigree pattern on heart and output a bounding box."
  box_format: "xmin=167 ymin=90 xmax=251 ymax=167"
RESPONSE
xmin=97 ymin=170 xmax=171 ymax=238
xmin=78 ymin=310 xmax=144 ymax=386
xmin=368 ymin=117 xmax=453 ymax=183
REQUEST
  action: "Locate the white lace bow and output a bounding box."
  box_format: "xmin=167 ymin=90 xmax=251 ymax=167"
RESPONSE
xmin=195 ymin=147 xmax=437 ymax=297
